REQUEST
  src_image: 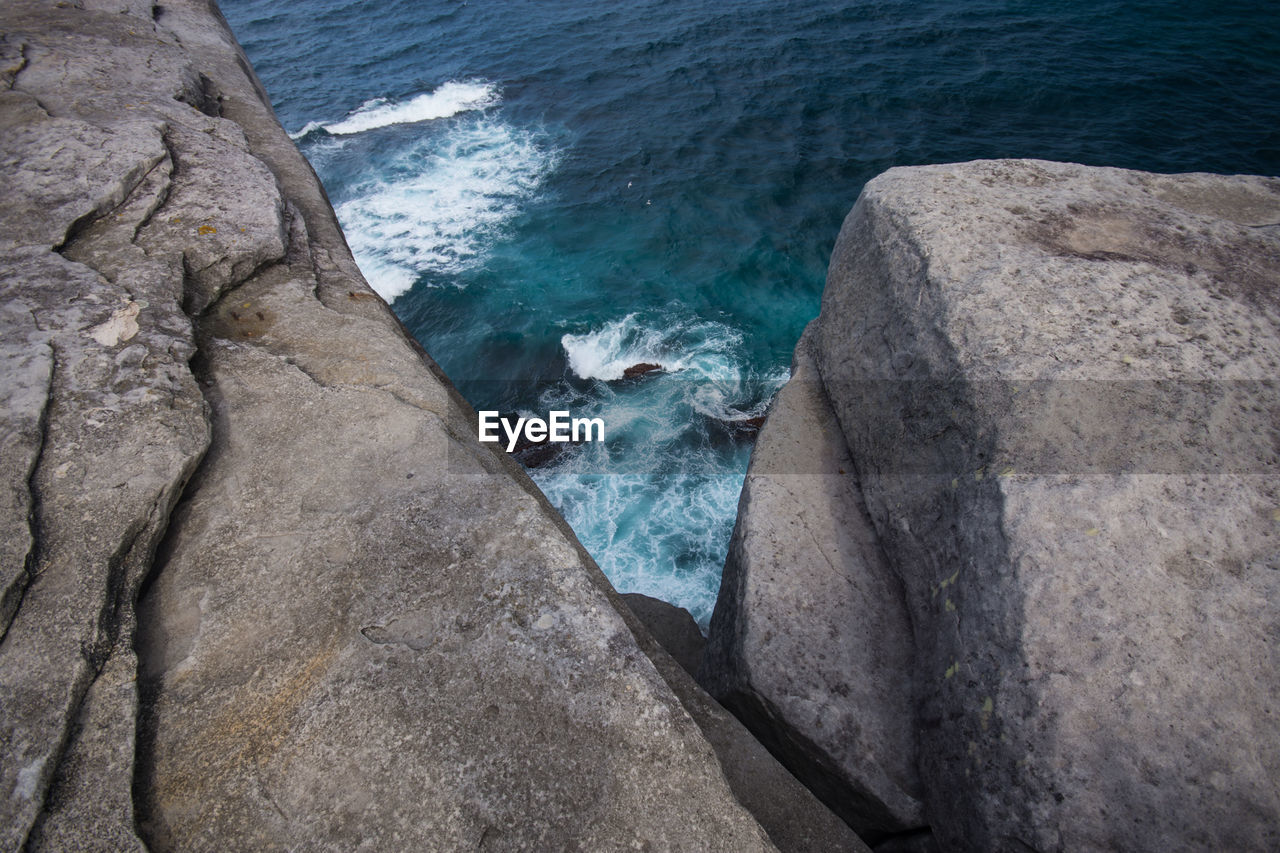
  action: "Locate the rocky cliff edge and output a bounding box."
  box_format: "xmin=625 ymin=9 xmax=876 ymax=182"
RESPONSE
xmin=703 ymin=159 xmax=1280 ymax=851
xmin=0 ymin=2 xmax=867 ymax=850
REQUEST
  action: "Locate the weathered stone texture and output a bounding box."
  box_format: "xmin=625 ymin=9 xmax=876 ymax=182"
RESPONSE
xmin=623 ymin=593 xmax=872 ymax=853
xmin=0 ymin=1 xmax=781 ymax=850
xmin=817 ymin=160 xmax=1279 ymax=852
xmin=701 ymin=323 xmax=923 ymax=842
xmin=713 ymin=159 xmax=1280 ymax=852
xmin=622 ymin=592 xmax=707 ymax=678
xmin=1 ymin=8 xmax=212 ymax=846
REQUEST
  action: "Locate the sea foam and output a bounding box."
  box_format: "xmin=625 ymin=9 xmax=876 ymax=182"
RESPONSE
xmin=561 ymin=314 xmax=668 ymax=381
xmin=333 ymin=118 xmax=558 ymax=302
xmin=539 ymin=310 xmax=787 ymax=625
xmin=561 ymin=313 xmax=748 ymax=382
xmin=316 ymin=80 xmax=499 ymax=136
xmin=559 ymin=312 xmax=783 ymax=429
xmin=532 ymin=466 xmax=748 ymax=628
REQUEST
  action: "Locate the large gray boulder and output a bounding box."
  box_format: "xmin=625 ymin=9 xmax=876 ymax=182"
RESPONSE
xmin=701 ymin=323 xmax=924 ymax=843
xmin=711 ymin=159 xmax=1280 ymax=851
xmin=0 ymin=1 xmax=780 ymax=849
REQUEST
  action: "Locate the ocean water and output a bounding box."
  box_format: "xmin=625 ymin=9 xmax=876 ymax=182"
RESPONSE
xmin=220 ymin=0 xmax=1279 ymax=626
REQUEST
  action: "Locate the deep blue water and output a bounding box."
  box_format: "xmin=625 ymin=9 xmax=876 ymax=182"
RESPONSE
xmin=221 ymin=0 xmax=1280 ymax=625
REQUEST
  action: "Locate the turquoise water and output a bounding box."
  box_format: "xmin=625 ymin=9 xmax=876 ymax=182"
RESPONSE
xmin=221 ymin=0 xmax=1280 ymax=625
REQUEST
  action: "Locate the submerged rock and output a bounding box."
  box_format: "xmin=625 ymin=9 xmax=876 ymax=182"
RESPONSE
xmin=496 ymin=412 xmax=570 ymax=468
xmin=711 ymin=159 xmax=1280 ymax=851
xmin=723 ymin=413 xmax=769 ymax=433
xmin=622 ymin=361 xmax=663 ymax=379
xmin=511 ymin=441 xmax=565 ymax=468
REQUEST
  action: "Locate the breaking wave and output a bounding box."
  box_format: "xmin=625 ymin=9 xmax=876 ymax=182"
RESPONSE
xmin=331 ymin=118 xmax=559 ymax=301
xmin=290 ymin=80 xmax=500 ymax=138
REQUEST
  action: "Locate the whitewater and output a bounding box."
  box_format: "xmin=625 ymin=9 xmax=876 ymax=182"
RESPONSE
xmin=293 ymin=81 xmax=560 ymax=304
xmin=290 ymin=80 xmax=500 ymax=139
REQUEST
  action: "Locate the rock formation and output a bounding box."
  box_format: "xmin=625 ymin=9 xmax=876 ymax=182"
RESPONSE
xmin=0 ymin=2 xmax=854 ymax=850
xmin=702 ymin=324 xmax=924 ymax=843
xmin=622 ymin=362 xmax=662 ymax=379
xmin=704 ymin=159 xmax=1280 ymax=851
xmin=621 ymin=592 xmax=707 ymax=679
xmin=622 ymin=595 xmax=872 ymax=853
xmin=9 ymin=1 xmax=1277 ymax=849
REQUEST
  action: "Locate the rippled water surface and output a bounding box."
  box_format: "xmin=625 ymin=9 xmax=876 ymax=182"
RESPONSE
xmin=221 ymin=0 xmax=1280 ymax=624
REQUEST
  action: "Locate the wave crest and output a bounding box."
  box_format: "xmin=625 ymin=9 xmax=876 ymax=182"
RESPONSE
xmin=333 ymin=119 xmax=558 ymax=302
xmin=294 ymin=80 xmax=500 ymax=138
xmin=561 ymin=313 xmax=749 ymax=382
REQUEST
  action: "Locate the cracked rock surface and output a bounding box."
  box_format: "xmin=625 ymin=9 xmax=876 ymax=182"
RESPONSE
xmin=706 ymin=159 xmax=1280 ymax=852
xmin=0 ymin=1 xmax=780 ymax=850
